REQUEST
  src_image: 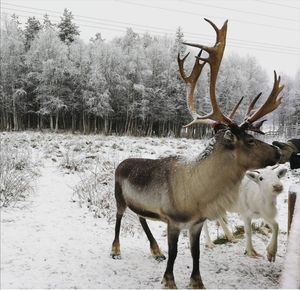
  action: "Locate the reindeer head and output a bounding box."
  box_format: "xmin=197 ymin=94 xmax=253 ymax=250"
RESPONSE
xmin=246 ymin=166 xmax=287 ymax=195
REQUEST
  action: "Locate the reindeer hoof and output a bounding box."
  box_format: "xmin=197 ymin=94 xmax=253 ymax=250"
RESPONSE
xmin=110 ymin=253 xmax=122 ymax=260
xmin=229 ymin=237 xmax=237 ymax=243
xmin=190 ymin=276 xmax=205 ymax=289
xmin=226 ymin=234 xmax=237 ymax=243
xmin=267 ymin=252 xmax=276 ymax=262
xmin=161 ymin=277 xmax=177 ymax=289
xmin=155 ymin=255 xmax=166 ymax=262
xmin=205 ymin=242 xmax=216 ymax=249
xmin=244 ymin=250 xmax=262 ymax=258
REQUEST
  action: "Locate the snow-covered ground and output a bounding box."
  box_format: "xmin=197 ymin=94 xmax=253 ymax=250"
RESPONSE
xmin=1 ymin=131 xmax=299 ymax=289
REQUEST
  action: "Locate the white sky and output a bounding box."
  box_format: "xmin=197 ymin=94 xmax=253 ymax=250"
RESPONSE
xmin=1 ymin=0 xmax=300 ymax=76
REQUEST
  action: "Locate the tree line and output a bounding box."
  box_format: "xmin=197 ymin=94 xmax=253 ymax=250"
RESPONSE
xmin=1 ymin=10 xmax=299 ymax=137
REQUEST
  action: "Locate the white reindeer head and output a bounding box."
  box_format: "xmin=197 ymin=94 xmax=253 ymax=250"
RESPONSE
xmin=245 ymin=167 xmax=287 ymax=195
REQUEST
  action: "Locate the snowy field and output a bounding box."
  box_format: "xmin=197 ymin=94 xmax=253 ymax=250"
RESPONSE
xmin=1 ymin=131 xmax=299 ymax=289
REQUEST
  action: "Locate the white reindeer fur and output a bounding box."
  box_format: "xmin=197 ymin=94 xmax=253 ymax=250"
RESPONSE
xmin=203 ymin=166 xmax=287 ymax=262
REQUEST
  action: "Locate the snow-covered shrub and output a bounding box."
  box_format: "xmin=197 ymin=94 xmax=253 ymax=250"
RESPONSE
xmin=72 ymin=157 xmax=141 ymax=236
xmin=73 ymin=159 xmax=115 ymax=218
xmin=59 ymin=151 xmax=83 ymax=172
xmin=0 ymin=140 xmax=39 ymax=207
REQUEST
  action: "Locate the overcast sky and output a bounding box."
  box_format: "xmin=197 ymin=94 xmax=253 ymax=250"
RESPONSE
xmin=2 ymin=0 xmax=300 ymax=77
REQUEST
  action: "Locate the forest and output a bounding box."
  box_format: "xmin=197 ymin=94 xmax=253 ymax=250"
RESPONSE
xmin=1 ymin=10 xmax=299 ymax=138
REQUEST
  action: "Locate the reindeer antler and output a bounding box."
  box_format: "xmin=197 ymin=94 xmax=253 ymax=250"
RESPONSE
xmin=178 ymin=19 xmax=284 ymax=132
xmin=178 ymin=19 xmax=232 ymax=128
xmin=178 ymin=50 xmax=213 ymax=126
xmin=240 ymin=71 xmax=284 ymax=133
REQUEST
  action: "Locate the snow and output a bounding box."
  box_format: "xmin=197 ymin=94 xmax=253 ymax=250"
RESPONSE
xmin=1 ymin=131 xmax=299 ymax=289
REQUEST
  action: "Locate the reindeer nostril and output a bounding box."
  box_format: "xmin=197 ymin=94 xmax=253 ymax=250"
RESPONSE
xmin=273 ymin=184 xmax=283 ymax=192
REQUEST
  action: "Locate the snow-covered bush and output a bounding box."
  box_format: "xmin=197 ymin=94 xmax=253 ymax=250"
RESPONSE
xmin=73 ymin=160 xmax=114 ymax=217
xmin=59 ymin=151 xmax=85 ymax=172
xmin=0 ymin=138 xmax=39 ymax=207
xmin=72 ymin=155 xmax=141 ymax=236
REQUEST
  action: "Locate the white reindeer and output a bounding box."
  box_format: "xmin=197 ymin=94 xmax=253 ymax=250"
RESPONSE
xmin=203 ymin=166 xmax=287 ymax=262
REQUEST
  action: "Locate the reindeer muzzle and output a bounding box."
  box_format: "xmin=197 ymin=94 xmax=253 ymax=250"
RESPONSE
xmin=272 ymin=184 xmax=283 ymax=193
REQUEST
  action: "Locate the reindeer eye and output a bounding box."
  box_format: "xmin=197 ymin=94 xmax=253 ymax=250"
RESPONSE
xmin=259 ymin=176 xmax=263 ymax=181
xmin=248 ymin=139 xmax=255 ymax=146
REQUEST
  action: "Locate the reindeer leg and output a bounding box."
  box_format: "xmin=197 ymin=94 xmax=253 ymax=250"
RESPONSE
xmin=139 ymin=217 xmax=166 ymax=261
xmin=264 ymin=218 xmax=278 ymax=262
xmin=162 ymin=225 xmax=180 ymax=289
xmin=243 ymin=216 xmax=262 ymax=258
xmin=111 ymin=212 xmax=123 ymax=259
xmin=111 ymin=182 xmax=127 ymax=259
xmin=218 ymin=217 xmax=236 ymax=243
xmin=203 ymin=220 xmax=216 ymax=248
xmin=189 ymin=222 xmax=205 ymax=289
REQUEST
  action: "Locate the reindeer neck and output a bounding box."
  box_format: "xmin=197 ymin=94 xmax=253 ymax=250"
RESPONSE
xmin=191 ymin=136 xmax=245 ymax=184
xmin=185 ymin=140 xmax=245 ymax=219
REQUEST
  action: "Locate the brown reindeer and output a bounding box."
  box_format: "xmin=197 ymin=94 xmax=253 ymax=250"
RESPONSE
xmin=110 ymin=19 xmax=284 ymax=289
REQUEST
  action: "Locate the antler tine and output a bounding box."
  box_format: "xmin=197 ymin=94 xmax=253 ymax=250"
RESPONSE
xmin=245 ymin=71 xmax=284 ymax=125
xmin=245 ymin=93 xmax=262 ymax=118
xmin=228 ymin=96 xmax=244 ymax=119
xmin=182 ymin=19 xmax=232 ymax=126
xmin=177 ymin=52 xmax=190 ymax=80
xmin=178 ymin=50 xmax=217 ymax=127
xmin=183 ymin=18 xmax=228 ymax=61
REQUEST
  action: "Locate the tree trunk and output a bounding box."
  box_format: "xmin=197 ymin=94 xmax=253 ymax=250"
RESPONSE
xmin=55 ymin=111 xmax=59 ymax=133
xmin=147 ymin=119 xmax=153 ymax=136
xmin=12 ymin=92 xmax=18 ymax=131
xmin=83 ymin=112 xmax=86 ymax=134
xmin=94 ymin=117 xmax=97 ymax=134
xmin=104 ymin=116 xmax=109 ymax=135
xmin=71 ymin=113 xmax=76 ymax=134
xmin=27 ymin=114 xmax=31 ymax=130
xmin=39 ymin=115 xmax=43 ymax=132
xmin=50 ymin=115 xmax=54 ymax=132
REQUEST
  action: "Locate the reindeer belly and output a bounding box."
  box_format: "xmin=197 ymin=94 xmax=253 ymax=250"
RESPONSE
xmin=121 ymin=180 xmax=169 ymax=222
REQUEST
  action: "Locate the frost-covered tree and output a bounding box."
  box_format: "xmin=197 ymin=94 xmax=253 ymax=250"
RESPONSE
xmin=172 ymin=27 xmax=186 ymax=56
xmin=57 ymin=9 xmax=80 ymax=44
xmin=68 ymin=38 xmax=108 ymax=134
xmin=26 ymin=24 xmax=71 ymax=131
xmin=113 ymin=28 xmax=148 ymax=135
xmin=42 ymin=14 xmax=55 ymax=28
xmin=0 ymin=13 xmax=26 ymax=130
xmin=89 ymin=32 xmax=105 ymax=43
xmin=97 ymin=42 xmax=128 ymax=134
xmin=24 ymin=16 xmax=42 ymax=51
xmin=144 ymin=36 xmax=179 ymax=136
xmin=292 ymin=68 xmax=300 ymax=122
xmin=275 ymin=70 xmax=300 ymax=133
xmin=67 ymin=39 xmax=88 ymax=132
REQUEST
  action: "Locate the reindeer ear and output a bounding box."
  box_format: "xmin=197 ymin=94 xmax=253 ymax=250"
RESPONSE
xmin=245 ymin=171 xmax=259 ymax=183
xmin=224 ymin=130 xmax=236 ymax=146
xmin=277 ymin=168 xmax=287 ymax=178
